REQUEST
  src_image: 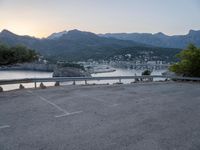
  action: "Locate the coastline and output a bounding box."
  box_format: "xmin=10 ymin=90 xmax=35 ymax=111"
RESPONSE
xmin=0 ymin=63 xmax=55 ymax=72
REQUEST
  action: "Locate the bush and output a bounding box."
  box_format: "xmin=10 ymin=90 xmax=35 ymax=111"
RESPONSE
xmin=142 ymin=70 xmax=151 ymax=76
xmin=0 ymin=44 xmax=38 ymax=66
xmin=169 ymin=44 xmax=200 ymax=77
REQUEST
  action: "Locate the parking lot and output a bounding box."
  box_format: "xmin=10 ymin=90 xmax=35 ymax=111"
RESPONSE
xmin=1 ymin=82 xmax=200 ymax=150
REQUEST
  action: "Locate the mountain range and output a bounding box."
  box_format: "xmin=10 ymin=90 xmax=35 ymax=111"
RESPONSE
xmin=0 ymin=29 xmax=199 ymax=61
xmin=0 ymin=29 xmax=149 ymax=61
xmin=99 ymin=30 xmax=200 ymax=49
xmin=47 ymin=29 xmax=200 ymax=49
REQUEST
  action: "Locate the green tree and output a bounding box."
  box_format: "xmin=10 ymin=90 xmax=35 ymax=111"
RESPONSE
xmin=169 ymin=44 xmax=200 ymax=77
xmin=0 ymin=44 xmax=38 ymax=66
xmin=142 ymin=70 xmax=151 ymax=75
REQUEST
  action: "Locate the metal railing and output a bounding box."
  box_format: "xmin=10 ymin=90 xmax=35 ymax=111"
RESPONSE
xmin=0 ymin=75 xmax=200 ymax=87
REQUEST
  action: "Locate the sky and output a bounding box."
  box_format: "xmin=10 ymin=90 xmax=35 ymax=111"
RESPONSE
xmin=0 ymin=0 xmax=200 ymax=38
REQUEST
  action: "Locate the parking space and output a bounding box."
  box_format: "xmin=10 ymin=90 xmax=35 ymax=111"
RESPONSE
xmin=1 ymin=82 xmax=200 ymax=150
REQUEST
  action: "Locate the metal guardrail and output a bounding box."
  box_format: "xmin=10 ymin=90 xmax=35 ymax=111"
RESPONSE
xmin=0 ymin=75 xmax=200 ymax=86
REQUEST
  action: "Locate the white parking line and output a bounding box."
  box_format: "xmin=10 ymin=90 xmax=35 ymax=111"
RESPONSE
xmin=55 ymin=111 xmax=83 ymax=118
xmin=0 ymin=125 xmax=10 ymax=129
xmin=27 ymin=90 xmax=83 ymax=118
xmin=38 ymin=96 xmax=67 ymax=114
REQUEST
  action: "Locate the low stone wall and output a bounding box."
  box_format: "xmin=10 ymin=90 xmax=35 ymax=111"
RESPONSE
xmin=53 ymin=67 xmax=91 ymax=77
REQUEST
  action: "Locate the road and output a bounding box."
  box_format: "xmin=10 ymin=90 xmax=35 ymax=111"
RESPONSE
xmin=0 ymin=82 xmax=200 ymax=150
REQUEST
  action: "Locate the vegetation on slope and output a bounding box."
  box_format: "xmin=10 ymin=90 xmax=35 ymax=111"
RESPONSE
xmin=142 ymin=70 xmax=152 ymax=76
xmin=170 ymin=44 xmax=200 ymax=77
xmin=0 ymin=29 xmax=182 ymax=62
xmin=0 ymin=44 xmax=38 ymax=66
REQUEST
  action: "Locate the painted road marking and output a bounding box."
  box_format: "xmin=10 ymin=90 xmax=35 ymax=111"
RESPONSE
xmin=38 ymin=96 xmax=68 ymax=114
xmin=27 ymin=90 xmax=83 ymax=118
xmin=0 ymin=125 xmax=10 ymax=130
xmin=55 ymin=111 xmax=83 ymax=118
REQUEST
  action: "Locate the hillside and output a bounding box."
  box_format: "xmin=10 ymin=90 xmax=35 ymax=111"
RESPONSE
xmin=100 ymin=30 xmax=200 ymax=49
xmin=0 ymin=44 xmax=38 ymax=66
xmin=0 ymin=29 xmax=181 ymax=61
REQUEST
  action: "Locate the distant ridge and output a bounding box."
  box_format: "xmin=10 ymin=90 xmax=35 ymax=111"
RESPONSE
xmin=1 ymin=29 xmax=199 ymax=49
xmin=0 ymin=29 xmax=152 ymax=61
xmin=99 ymin=30 xmax=200 ymax=48
xmin=0 ymin=29 xmax=196 ymax=61
xmin=48 ymin=30 xmax=68 ymax=39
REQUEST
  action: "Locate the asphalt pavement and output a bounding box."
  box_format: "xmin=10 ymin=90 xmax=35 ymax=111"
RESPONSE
xmin=0 ymin=82 xmax=200 ymax=150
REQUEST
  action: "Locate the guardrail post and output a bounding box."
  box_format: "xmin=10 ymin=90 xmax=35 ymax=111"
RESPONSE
xmin=55 ymin=81 xmax=60 ymax=86
xmin=34 ymin=82 xmax=37 ymax=88
xmin=73 ymin=81 xmax=76 ymax=85
xmin=119 ymin=78 xmax=121 ymax=83
xmin=147 ymin=77 xmax=153 ymax=82
xmin=0 ymin=86 xmax=3 ymax=92
xmin=85 ymin=80 xmax=87 ymax=85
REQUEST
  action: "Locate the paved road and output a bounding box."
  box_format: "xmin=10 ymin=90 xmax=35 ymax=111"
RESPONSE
xmin=0 ymin=82 xmax=200 ymax=150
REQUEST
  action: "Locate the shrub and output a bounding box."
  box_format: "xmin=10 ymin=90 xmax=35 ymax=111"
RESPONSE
xmin=169 ymin=44 xmax=200 ymax=77
xmin=0 ymin=44 xmax=38 ymax=66
xmin=142 ymin=70 xmax=151 ymax=76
